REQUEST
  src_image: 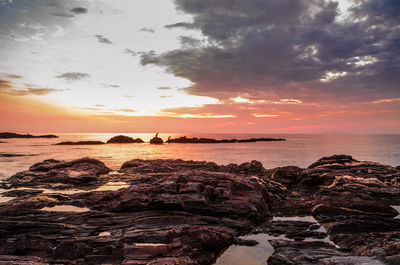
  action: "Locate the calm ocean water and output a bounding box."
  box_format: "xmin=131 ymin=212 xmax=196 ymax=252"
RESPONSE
xmin=0 ymin=133 xmax=399 ymax=180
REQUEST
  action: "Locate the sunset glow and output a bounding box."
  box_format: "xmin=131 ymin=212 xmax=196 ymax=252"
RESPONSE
xmin=0 ymin=0 xmax=399 ymax=133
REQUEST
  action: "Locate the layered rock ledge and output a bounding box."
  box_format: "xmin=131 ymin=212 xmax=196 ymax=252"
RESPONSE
xmin=0 ymin=155 xmax=399 ymax=264
xmin=0 ymin=158 xmax=271 ymax=264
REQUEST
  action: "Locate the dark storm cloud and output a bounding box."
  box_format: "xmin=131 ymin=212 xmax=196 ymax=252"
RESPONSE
xmin=142 ymin=0 xmax=400 ymax=103
xmin=96 ymin=34 xmax=112 ymax=44
xmin=70 ymin=7 xmax=87 ymax=14
xmin=56 ymin=72 xmax=90 ymax=81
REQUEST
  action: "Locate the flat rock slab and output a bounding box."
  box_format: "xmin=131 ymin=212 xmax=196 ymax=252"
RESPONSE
xmin=5 ymin=157 xmax=111 ymax=189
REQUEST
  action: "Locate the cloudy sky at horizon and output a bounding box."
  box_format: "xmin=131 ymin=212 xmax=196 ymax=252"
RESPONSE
xmin=0 ymin=0 xmax=399 ymax=133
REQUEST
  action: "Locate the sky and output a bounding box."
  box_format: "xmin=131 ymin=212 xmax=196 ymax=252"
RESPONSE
xmin=0 ymin=0 xmax=399 ymax=133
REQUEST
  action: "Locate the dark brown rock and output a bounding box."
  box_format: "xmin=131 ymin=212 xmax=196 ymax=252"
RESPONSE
xmin=266 ymin=166 xmax=303 ymax=186
xmin=120 ymin=158 xmax=267 ymax=177
xmin=6 ymin=157 xmax=111 ymax=189
xmin=268 ymin=240 xmax=384 ymax=265
xmin=0 ymin=158 xmax=272 ymax=265
xmin=265 ymin=154 xmax=400 ymax=264
xmin=1 ymin=155 xmax=399 ymax=265
xmin=308 ymin=154 xmax=358 ymax=169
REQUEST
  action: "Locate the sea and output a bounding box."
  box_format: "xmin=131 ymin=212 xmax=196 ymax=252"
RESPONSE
xmin=0 ymin=133 xmax=399 ymax=180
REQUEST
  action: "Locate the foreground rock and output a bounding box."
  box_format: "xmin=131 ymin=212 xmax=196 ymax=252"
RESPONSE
xmin=120 ymin=159 xmax=267 ymax=176
xmin=106 ymin=135 xmax=144 ymax=144
xmin=166 ymin=136 xmax=286 ymax=143
xmin=268 ymin=240 xmax=384 ymax=265
xmin=0 ymin=155 xmax=399 ymax=264
xmin=5 ymin=157 xmax=111 ymax=189
xmin=0 ymin=132 xmax=58 ymax=138
xmin=55 ymin=141 xmax=105 ymax=145
xmin=265 ymin=154 xmax=400 ymax=264
xmin=0 ymin=158 xmax=271 ymax=264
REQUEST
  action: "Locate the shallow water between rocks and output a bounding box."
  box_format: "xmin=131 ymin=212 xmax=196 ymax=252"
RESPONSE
xmin=214 ymin=215 xmax=339 ymax=265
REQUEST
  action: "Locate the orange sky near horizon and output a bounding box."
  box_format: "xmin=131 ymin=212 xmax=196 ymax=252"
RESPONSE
xmin=1 ymin=89 xmax=399 ymax=133
xmin=0 ymin=0 xmax=399 ymax=133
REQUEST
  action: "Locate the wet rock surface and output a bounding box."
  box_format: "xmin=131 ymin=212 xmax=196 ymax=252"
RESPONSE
xmin=268 ymin=240 xmax=384 ymax=265
xmin=120 ymin=159 xmax=266 ymax=177
xmin=0 ymin=155 xmax=399 ymax=264
xmin=264 ymin=154 xmax=400 ymax=264
xmin=4 ymin=157 xmax=111 ymax=189
xmin=0 ymin=158 xmax=271 ymax=264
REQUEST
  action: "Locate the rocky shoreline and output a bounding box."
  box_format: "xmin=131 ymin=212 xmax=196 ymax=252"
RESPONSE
xmin=0 ymin=155 xmax=399 ymax=264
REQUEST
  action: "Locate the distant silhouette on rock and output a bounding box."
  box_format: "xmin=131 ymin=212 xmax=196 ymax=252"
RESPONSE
xmin=150 ymin=132 xmax=163 ymax=144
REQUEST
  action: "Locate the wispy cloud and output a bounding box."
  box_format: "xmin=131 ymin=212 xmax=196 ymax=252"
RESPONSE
xmin=0 ymin=79 xmax=62 ymax=96
xmin=56 ymin=72 xmax=90 ymax=81
xmin=95 ymin=34 xmax=112 ymax=44
xmin=372 ymin=97 xmax=400 ymax=104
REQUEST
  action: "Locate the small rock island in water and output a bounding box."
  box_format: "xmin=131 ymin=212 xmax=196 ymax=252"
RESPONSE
xmin=0 ymin=132 xmax=58 ymax=139
xmin=0 ymin=155 xmax=399 ymax=264
xmin=55 ymin=141 xmax=106 ymax=145
xmin=106 ymin=135 xmax=144 ymax=144
xmin=166 ymin=136 xmax=286 ymax=143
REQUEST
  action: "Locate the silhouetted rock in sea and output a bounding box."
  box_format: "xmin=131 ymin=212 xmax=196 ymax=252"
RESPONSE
xmin=0 ymin=153 xmax=36 ymax=157
xmin=150 ymin=133 xmax=163 ymax=144
xmin=0 ymin=155 xmax=399 ymax=264
xmin=106 ymin=135 xmax=144 ymax=144
xmin=166 ymin=136 xmax=286 ymax=143
xmin=55 ymin=141 xmax=105 ymax=145
xmin=0 ymin=132 xmax=58 ymax=138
